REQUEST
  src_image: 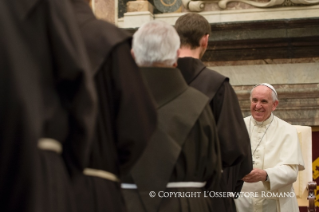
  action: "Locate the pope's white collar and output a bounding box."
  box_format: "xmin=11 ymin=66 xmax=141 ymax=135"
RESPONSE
xmin=252 ymin=113 xmax=274 ymax=126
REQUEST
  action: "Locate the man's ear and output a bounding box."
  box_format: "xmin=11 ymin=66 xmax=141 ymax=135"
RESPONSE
xmin=173 ymin=49 xmax=180 ymax=68
xmin=176 ymin=49 xmax=180 ymax=58
xmin=272 ymin=100 xmax=279 ymax=111
xmin=131 ymin=49 xmax=135 ymax=59
xmin=200 ymin=34 xmax=209 ymax=48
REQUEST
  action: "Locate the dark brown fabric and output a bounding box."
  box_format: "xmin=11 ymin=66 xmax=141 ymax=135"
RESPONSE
xmin=0 ymin=0 xmax=97 ymax=212
xmin=74 ymin=175 xmax=127 ymax=212
xmin=123 ymin=67 xmax=221 ymax=212
xmin=72 ymin=0 xmax=131 ymax=74
xmin=72 ymin=1 xmax=157 ymax=212
xmin=177 ymin=57 xmax=252 ymax=212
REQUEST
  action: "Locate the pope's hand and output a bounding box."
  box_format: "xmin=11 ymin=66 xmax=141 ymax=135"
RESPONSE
xmin=242 ymin=168 xmax=267 ymax=183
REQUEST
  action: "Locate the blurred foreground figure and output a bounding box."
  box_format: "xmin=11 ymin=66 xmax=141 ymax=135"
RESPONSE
xmin=121 ymin=20 xmax=221 ymax=212
xmin=175 ymin=13 xmax=252 ymax=212
xmin=235 ymin=83 xmax=304 ymax=212
xmin=71 ymin=0 xmax=157 ymax=211
xmin=0 ymin=0 xmax=97 ymax=212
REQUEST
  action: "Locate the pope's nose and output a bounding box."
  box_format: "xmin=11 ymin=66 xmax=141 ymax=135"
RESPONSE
xmin=255 ymin=102 xmax=263 ymax=109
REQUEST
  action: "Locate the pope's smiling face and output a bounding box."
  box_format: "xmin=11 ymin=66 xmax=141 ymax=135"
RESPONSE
xmin=250 ymin=85 xmax=278 ymax=122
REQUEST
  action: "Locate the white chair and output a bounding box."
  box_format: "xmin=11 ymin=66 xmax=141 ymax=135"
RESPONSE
xmin=292 ymin=125 xmax=316 ymax=211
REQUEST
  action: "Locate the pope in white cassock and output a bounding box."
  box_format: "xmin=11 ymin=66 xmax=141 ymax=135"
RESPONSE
xmin=235 ymin=83 xmax=305 ymax=212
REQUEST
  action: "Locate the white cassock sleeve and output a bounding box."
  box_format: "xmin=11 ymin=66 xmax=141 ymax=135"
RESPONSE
xmin=263 ymin=165 xmax=298 ymax=191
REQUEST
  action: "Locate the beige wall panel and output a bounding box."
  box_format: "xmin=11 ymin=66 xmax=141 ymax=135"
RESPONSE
xmin=94 ymin=0 xmax=116 ymax=24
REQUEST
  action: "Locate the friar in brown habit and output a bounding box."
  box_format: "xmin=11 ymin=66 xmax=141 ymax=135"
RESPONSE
xmin=121 ymin=20 xmax=222 ymax=212
xmin=175 ymin=13 xmax=253 ymax=212
xmin=0 ymin=0 xmax=97 ymax=212
xmin=70 ymin=0 xmax=157 ymax=211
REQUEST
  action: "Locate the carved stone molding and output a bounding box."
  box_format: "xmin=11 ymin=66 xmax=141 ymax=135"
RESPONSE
xmin=118 ymin=5 xmax=319 ymax=28
xmin=182 ymin=0 xmax=217 ymax=11
xmin=203 ymin=18 xmax=319 ymax=62
xmin=218 ymin=0 xmax=319 ymax=10
xmin=127 ymin=0 xmax=154 ymax=13
xmin=182 ymin=0 xmax=319 ymax=11
xmin=123 ymin=11 xmax=154 ymax=28
xmin=234 ymin=84 xmax=319 ymax=126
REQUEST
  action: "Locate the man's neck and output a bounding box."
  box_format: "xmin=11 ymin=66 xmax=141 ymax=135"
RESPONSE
xmin=140 ymin=62 xmax=174 ymax=68
xmin=178 ymin=46 xmax=202 ymax=59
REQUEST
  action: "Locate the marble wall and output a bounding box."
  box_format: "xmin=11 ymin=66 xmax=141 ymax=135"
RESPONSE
xmin=205 ymin=58 xmax=319 ymax=67
xmin=208 ymin=62 xmax=319 ymax=126
xmin=93 ymin=0 xmax=116 ymax=24
xmin=201 ymin=17 xmax=319 ymax=127
xmin=208 ymin=62 xmax=319 ymax=86
xmin=233 ymin=83 xmax=319 ymax=126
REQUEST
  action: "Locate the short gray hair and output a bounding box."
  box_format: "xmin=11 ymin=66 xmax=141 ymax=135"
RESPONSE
xmin=132 ymin=20 xmax=180 ymax=66
xmin=250 ymin=83 xmax=279 ymax=102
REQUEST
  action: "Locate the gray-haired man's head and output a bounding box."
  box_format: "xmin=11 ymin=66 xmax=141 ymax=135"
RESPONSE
xmin=132 ymin=20 xmax=180 ymax=67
